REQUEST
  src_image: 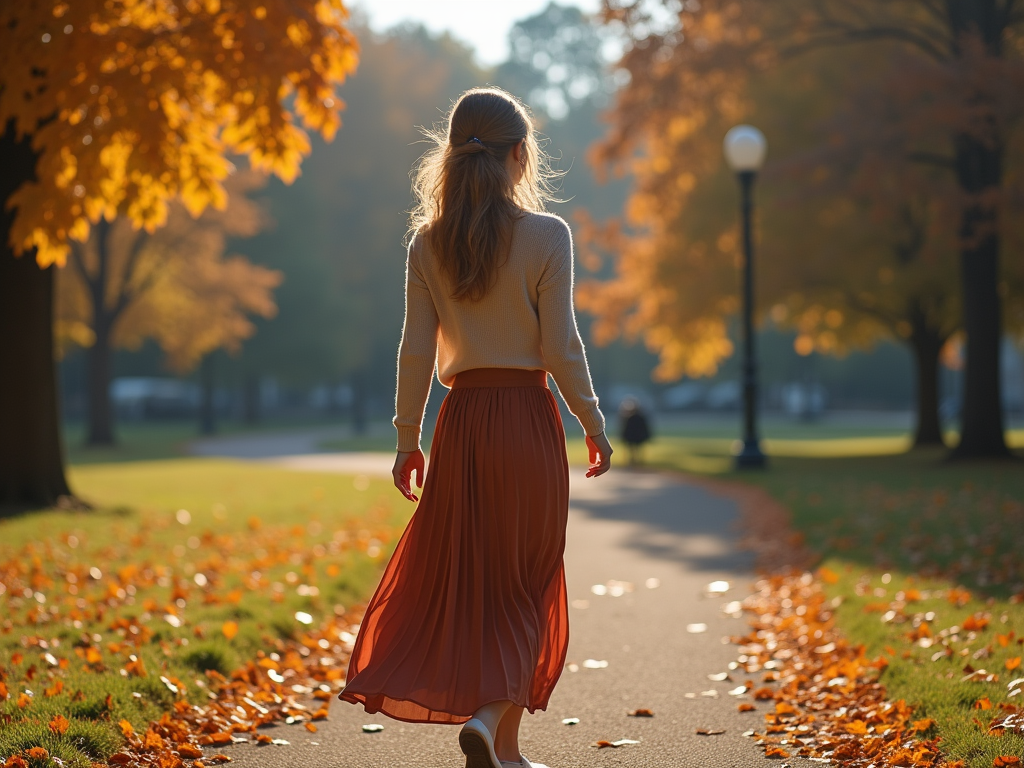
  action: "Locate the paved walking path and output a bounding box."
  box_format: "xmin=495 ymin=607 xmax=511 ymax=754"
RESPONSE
xmin=195 ymin=439 xmax=802 ymax=768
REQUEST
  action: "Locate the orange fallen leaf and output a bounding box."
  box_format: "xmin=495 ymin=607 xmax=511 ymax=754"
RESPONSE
xmin=107 ymin=755 xmax=132 ymax=766
xmin=3 ymin=756 xmax=28 ymax=768
xmin=176 ymin=744 xmax=203 ymax=758
xmin=912 ymin=718 xmax=935 ymax=732
xmin=24 ymin=748 xmax=48 ymax=761
xmin=44 ymin=680 xmax=64 ymax=697
xmin=0 ymin=682 xmax=8 ymax=700
xmin=994 ymin=758 xmax=1021 ymax=768
xmin=48 ymin=714 xmax=70 ymax=735
xmin=765 ymin=746 xmax=790 ymax=759
xmin=1006 ymin=657 xmax=1021 ymax=671
xmin=305 ymin=722 xmax=317 ymax=733
xmin=775 ymin=701 xmax=796 ymax=715
xmin=963 ymin=613 xmax=990 ymax=632
xmin=16 ymin=693 xmax=30 ymax=709
xmin=222 ymin=621 xmax=239 ymax=640
xmin=817 ymin=566 xmax=839 ymax=584
xmin=974 ymin=697 xmax=993 ymax=710
xmin=208 ymin=756 xmax=232 ymax=764
xmin=737 ymin=703 xmax=756 ymax=712
xmin=845 ymin=720 xmax=869 ymax=734
xmin=628 ymin=708 xmax=654 ymax=717
xmin=119 ymin=719 xmax=135 ymax=738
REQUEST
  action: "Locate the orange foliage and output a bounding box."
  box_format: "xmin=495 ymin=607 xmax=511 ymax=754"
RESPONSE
xmin=56 ymin=171 xmax=280 ymax=371
xmin=586 ymin=0 xmax=1024 ymax=380
xmin=0 ymin=0 xmax=358 ymax=267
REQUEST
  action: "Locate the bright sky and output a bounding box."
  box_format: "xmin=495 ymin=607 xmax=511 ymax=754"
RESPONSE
xmin=355 ymin=0 xmax=602 ymax=66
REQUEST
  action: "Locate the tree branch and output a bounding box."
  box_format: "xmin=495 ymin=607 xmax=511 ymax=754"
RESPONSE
xmin=793 ymin=0 xmax=951 ymax=62
xmin=114 ymin=231 xmax=151 ymax=316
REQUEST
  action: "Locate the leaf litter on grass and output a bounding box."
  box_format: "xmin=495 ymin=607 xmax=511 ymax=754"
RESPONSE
xmin=731 ymin=571 xmax=1024 ymax=767
xmin=0 ymin=486 xmax=404 ymax=767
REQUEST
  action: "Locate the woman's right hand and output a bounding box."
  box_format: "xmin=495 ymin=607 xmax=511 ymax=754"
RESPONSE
xmin=585 ymin=432 xmax=613 ymax=478
xmin=393 ymin=449 xmax=425 ymax=501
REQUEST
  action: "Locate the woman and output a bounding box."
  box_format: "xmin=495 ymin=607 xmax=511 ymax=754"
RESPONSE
xmin=339 ymin=87 xmax=613 ymax=768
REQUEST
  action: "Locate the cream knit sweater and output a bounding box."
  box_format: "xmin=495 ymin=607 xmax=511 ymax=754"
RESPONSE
xmin=394 ymin=211 xmax=605 ymax=452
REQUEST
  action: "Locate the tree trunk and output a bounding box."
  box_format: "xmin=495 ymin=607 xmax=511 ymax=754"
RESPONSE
xmin=0 ymin=121 xmax=75 ymax=510
xmin=950 ymin=132 xmax=1009 ymax=458
xmin=907 ymin=317 xmax=945 ymax=448
xmin=84 ymin=221 xmax=116 ymax=445
xmin=200 ymin=355 xmax=216 ymax=435
xmin=85 ymin=319 xmax=115 ymax=445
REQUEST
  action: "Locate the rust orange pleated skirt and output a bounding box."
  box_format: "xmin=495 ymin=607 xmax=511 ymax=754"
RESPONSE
xmin=338 ymin=368 xmax=570 ymax=724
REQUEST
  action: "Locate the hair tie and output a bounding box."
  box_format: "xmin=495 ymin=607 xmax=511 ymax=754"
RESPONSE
xmin=467 ymin=137 xmax=483 ymax=146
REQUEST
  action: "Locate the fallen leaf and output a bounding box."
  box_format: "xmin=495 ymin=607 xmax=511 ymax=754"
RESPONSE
xmin=176 ymin=744 xmax=203 ymax=758
xmin=912 ymin=718 xmax=935 ymax=732
xmin=628 ymin=708 xmax=654 ymax=717
xmin=593 ymin=739 xmax=640 ymax=748
xmin=361 ymin=724 xmax=384 ymax=733
xmin=686 ymin=623 xmax=708 ymax=633
xmin=221 ymin=621 xmax=238 ymax=640
xmin=305 ymin=723 xmax=317 ymax=733
xmin=696 ymin=727 xmax=725 ymax=735
xmin=48 ymin=714 xmax=70 ymax=735
xmin=561 ymin=717 xmax=579 ymax=725
xmin=1007 ymin=657 xmax=1022 ymax=671
xmin=994 ymin=758 xmax=1021 ymax=768
xmin=974 ymin=697 xmax=993 ymax=710
xmin=738 ymin=703 xmax=756 ymax=712
xmin=765 ymin=746 xmax=790 ymax=759
xmin=707 ymin=672 xmax=730 ymax=682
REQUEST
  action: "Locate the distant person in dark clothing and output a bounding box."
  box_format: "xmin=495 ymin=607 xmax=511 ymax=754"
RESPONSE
xmin=619 ymin=397 xmax=652 ymax=466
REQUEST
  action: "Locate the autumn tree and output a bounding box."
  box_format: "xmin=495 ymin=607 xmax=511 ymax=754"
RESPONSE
xmin=0 ymin=1 xmax=358 ymax=508
xmin=588 ymin=0 xmax=1024 ymax=455
xmin=226 ymin=23 xmax=484 ymax=427
xmin=57 ymin=171 xmax=281 ymax=445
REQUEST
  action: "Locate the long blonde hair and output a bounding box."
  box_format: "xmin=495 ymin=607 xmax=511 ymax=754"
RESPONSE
xmin=410 ymin=87 xmax=560 ymax=301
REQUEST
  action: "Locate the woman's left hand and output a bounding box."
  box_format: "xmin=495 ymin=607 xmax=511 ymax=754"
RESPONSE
xmin=393 ymin=449 xmax=426 ymax=501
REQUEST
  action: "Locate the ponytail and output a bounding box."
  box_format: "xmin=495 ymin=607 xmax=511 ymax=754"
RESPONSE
xmin=410 ymin=87 xmax=559 ymax=301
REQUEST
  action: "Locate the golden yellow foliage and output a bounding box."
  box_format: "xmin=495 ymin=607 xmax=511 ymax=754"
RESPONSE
xmin=0 ymin=0 xmax=358 ymax=266
xmin=56 ymin=171 xmax=281 ymax=372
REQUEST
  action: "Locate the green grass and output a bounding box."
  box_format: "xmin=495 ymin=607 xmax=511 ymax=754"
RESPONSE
xmin=62 ymin=416 xmax=354 ymax=465
xmin=0 ymin=459 xmax=412 ymax=766
xmin=587 ymin=432 xmax=1024 ymax=768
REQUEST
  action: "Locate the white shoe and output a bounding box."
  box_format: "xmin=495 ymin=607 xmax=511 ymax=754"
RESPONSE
xmin=459 ymin=718 xmax=501 ymax=768
xmin=500 ymin=757 xmax=549 ymax=768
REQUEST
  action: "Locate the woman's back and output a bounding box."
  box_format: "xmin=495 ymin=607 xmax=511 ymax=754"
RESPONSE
xmin=396 ymin=210 xmax=604 ymax=451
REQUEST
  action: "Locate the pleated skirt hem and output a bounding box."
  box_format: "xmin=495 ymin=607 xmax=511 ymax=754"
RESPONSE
xmin=339 ymin=368 xmax=570 ymax=724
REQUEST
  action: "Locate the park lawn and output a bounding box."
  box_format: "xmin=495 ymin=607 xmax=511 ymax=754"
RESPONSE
xmin=734 ymin=451 xmax=1024 ymax=767
xmin=575 ymin=433 xmax=1024 ymax=768
xmin=0 ymin=459 xmax=412 ymax=768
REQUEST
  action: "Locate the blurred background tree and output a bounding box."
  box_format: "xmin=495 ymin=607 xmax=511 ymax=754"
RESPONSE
xmin=57 ymin=171 xmax=281 ymax=446
xmin=586 ymin=0 xmax=1024 ymax=456
xmin=0 ymin=0 xmax=358 ymax=506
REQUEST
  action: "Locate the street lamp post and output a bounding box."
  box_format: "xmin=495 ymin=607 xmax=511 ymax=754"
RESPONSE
xmin=724 ymin=125 xmax=768 ymax=469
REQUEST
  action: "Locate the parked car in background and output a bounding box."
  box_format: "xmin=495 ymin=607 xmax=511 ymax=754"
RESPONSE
xmin=111 ymin=378 xmax=199 ymax=421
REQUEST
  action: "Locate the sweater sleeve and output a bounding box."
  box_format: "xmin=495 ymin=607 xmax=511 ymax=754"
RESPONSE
xmin=537 ymin=222 xmax=606 ymax=437
xmin=393 ymin=236 xmax=439 ymax=451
